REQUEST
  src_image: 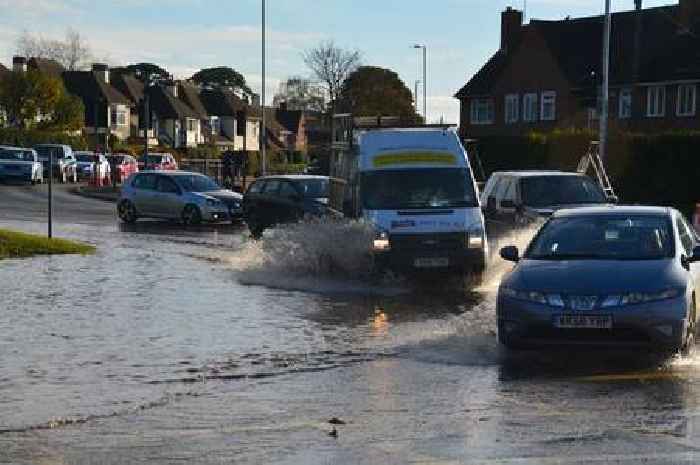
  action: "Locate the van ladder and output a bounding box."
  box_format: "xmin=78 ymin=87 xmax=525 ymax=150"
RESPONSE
xmin=577 ymin=141 xmax=616 ymax=199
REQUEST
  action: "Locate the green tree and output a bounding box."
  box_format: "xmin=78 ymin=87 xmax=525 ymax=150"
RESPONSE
xmin=46 ymin=92 xmax=84 ymax=131
xmin=0 ymin=69 xmax=62 ymax=129
xmin=190 ymin=67 xmax=251 ymax=94
xmin=338 ymin=66 xmax=419 ymax=121
xmin=112 ymin=63 xmax=170 ymax=82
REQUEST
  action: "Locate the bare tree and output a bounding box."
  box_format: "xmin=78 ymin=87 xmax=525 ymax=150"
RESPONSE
xmin=303 ymin=41 xmax=361 ymax=114
xmin=15 ymin=28 xmax=91 ymax=70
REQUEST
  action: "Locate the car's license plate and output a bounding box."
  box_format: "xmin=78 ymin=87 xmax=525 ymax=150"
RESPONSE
xmin=414 ymin=257 xmax=449 ymax=268
xmin=555 ymin=315 xmax=612 ymax=329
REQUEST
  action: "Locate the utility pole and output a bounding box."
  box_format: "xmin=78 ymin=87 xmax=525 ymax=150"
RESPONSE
xmin=261 ymin=0 xmax=267 ymax=176
xmin=599 ymin=0 xmax=611 ymax=164
xmin=48 ymin=148 xmax=53 ymax=238
xmin=414 ymin=44 xmax=427 ymax=123
xmin=143 ymin=73 xmax=150 ymax=170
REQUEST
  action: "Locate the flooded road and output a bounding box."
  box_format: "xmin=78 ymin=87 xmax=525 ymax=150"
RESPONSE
xmin=3 ymin=188 xmax=700 ymax=464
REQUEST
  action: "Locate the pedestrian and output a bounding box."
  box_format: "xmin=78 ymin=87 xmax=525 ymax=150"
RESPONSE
xmin=222 ymin=150 xmax=234 ymax=189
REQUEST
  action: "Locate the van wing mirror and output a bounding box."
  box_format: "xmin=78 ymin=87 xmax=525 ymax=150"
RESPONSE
xmin=500 ymin=245 xmax=520 ymax=262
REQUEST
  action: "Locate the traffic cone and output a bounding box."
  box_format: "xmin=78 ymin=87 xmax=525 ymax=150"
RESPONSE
xmin=693 ymin=203 xmax=700 ymax=234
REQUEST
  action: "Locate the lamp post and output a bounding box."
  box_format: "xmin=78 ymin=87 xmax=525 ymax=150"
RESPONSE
xmin=599 ymin=0 xmax=611 ymax=164
xmin=260 ymin=0 xmax=267 ymax=176
xmin=414 ymin=80 xmax=421 ymax=113
xmin=414 ymin=44 xmax=427 ymax=123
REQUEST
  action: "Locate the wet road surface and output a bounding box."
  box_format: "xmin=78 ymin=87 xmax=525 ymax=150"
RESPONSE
xmin=2 ymin=184 xmax=700 ymax=464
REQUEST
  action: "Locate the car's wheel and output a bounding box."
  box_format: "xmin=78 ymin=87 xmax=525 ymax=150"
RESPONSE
xmin=682 ymin=300 xmax=697 ymax=357
xmin=72 ymin=170 xmax=78 ymax=183
xmin=182 ymin=204 xmax=202 ymax=226
xmin=117 ymin=200 xmax=138 ymax=224
xmin=247 ymin=218 xmax=264 ymax=239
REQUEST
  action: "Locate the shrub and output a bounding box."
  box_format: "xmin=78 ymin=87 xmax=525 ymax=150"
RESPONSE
xmin=0 ymin=128 xmax=88 ymax=149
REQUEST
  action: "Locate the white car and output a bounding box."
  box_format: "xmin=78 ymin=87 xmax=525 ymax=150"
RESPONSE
xmin=0 ymin=146 xmax=43 ymax=184
xmin=75 ymin=152 xmax=111 ymax=182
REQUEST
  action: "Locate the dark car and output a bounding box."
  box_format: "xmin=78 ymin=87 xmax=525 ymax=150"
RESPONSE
xmin=242 ymin=175 xmax=331 ymax=237
xmin=497 ymin=206 xmax=700 ymax=354
xmin=481 ymin=171 xmax=613 ymax=242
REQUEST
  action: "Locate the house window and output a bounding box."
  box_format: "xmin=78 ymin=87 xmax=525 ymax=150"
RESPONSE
xmin=646 ymin=86 xmax=666 ymax=117
xmin=540 ymin=91 xmax=556 ymax=121
xmin=110 ymin=107 xmax=127 ymax=127
xmin=210 ymin=116 xmax=220 ymax=135
xmin=619 ymin=88 xmax=632 ymax=119
xmin=187 ymin=119 xmax=197 ymax=132
xmin=470 ymin=98 xmax=494 ymax=125
xmin=677 ymin=84 xmax=696 ymax=117
xmin=523 ymin=93 xmax=538 ymax=122
xmin=505 ymin=94 xmax=519 ymax=124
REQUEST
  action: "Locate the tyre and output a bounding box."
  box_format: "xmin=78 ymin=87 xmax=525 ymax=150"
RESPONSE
xmin=182 ymin=204 xmax=202 ymax=226
xmin=247 ymin=219 xmax=264 ymax=239
xmin=61 ymin=170 xmax=67 ymax=184
xmin=72 ymin=170 xmax=77 ymax=183
xmin=117 ymin=200 xmax=138 ymax=224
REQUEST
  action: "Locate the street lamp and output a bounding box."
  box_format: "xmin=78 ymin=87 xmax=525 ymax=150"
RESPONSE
xmin=414 ymin=44 xmax=427 ymax=123
xmin=260 ymin=0 xmax=267 ymax=176
xmin=599 ymin=0 xmax=611 ymax=164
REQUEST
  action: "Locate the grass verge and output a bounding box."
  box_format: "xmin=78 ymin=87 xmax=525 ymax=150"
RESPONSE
xmin=0 ymin=229 xmax=95 ymax=260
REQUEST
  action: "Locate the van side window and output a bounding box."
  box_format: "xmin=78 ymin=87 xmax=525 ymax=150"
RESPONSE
xmin=262 ymin=180 xmax=281 ymax=195
xmin=247 ymin=181 xmax=264 ymax=194
xmin=279 ymin=181 xmax=299 ymax=198
xmin=502 ymin=179 xmax=517 ymax=204
xmin=483 ymin=176 xmax=502 ymax=206
xmin=493 ymin=177 xmax=511 ymax=202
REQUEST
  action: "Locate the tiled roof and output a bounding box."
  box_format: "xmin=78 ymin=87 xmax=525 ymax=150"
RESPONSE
xmin=0 ymin=63 xmax=9 ymax=77
xmin=112 ymin=73 xmax=144 ymax=104
xmin=62 ymin=71 xmax=131 ymax=105
xmin=147 ymin=85 xmax=199 ymax=120
xmin=28 ymin=58 xmax=64 ymax=77
xmin=455 ymin=5 xmax=700 ymax=98
xmin=178 ymin=83 xmax=208 ymax=119
xmin=200 ymin=89 xmax=245 ymax=117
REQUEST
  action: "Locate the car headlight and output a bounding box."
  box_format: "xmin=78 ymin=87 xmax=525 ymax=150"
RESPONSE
xmin=601 ymin=288 xmax=683 ymax=308
xmin=467 ymin=229 xmax=485 ymax=249
xmin=206 ymin=198 xmax=221 ymax=207
xmin=501 ymin=287 xmax=565 ymax=307
xmin=373 ymin=230 xmax=391 ymax=252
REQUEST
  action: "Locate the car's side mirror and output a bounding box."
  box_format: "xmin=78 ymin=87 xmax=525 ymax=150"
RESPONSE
xmin=500 ymin=245 xmax=520 ymax=262
xmin=689 ymin=245 xmax=700 ymax=264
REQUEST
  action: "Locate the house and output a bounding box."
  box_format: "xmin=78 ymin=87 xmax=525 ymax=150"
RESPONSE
xmin=455 ymin=0 xmax=700 ymax=138
xmin=111 ymin=72 xmax=148 ymax=140
xmin=62 ymin=63 xmax=132 ymax=142
xmin=146 ymin=81 xmax=205 ymax=149
xmin=200 ymin=88 xmax=260 ymax=153
xmin=262 ymin=105 xmax=308 ymax=154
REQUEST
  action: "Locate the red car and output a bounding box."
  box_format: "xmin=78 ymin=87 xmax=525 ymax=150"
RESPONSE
xmin=107 ymin=154 xmax=139 ymax=183
xmin=138 ymin=153 xmax=178 ymax=171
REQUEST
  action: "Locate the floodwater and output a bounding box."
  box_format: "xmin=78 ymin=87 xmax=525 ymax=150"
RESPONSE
xmin=3 ymin=215 xmax=700 ymax=464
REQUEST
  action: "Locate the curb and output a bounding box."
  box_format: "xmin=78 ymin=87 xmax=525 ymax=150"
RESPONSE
xmin=70 ymin=186 xmax=120 ymax=203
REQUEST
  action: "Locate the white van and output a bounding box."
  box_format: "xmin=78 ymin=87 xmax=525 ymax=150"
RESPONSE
xmin=356 ymin=127 xmax=488 ymax=278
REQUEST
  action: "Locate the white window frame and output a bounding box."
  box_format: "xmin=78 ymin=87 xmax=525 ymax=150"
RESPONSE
xmin=187 ymin=118 xmax=197 ymax=132
xmin=470 ymin=98 xmax=494 ymax=125
xmin=646 ymin=86 xmax=666 ymax=117
xmin=505 ymin=94 xmax=519 ymax=124
xmin=540 ymin=91 xmax=556 ymax=121
xmin=677 ymin=84 xmax=696 ymax=117
xmin=523 ymin=93 xmax=538 ymax=122
xmin=618 ymin=88 xmax=632 ymax=119
xmin=210 ymin=116 xmax=221 ymax=135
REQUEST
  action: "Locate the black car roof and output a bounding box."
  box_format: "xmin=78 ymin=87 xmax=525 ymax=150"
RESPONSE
xmin=553 ymin=205 xmax=673 ymax=218
xmin=491 ymin=171 xmax=587 ymax=178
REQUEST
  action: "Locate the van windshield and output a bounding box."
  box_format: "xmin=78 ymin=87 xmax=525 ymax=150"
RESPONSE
xmin=361 ymin=168 xmax=478 ymax=210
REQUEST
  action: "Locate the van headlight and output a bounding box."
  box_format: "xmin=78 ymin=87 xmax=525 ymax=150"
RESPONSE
xmin=467 ymin=229 xmax=485 ymax=249
xmin=373 ymin=230 xmax=391 ymax=252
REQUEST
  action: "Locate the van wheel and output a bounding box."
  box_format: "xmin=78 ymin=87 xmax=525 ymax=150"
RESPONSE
xmin=118 ymin=200 xmax=138 ymax=224
xmin=182 ymin=205 xmax=202 ymax=225
xmin=248 ymin=221 xmax=263 ymax=239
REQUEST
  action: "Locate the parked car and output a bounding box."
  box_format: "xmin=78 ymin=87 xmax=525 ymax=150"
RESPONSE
xmin=497 ymin=206 xmax=700 ymax=355
xmin=243 ymin=175 xmax=331 ymax=237
xmin=107 ymin=154 xmax=139 ymax=183
xmin=0 ymin=146 xmax=43 ymax=184
xmin=117 ymin=171 xmax=242 ymax=225
xmin=137 ymin=153 xmax=177 ymax=171
xmin=34 ymin=144 xmax=78 ymax=183
xmin=75 ymin=152 xmax=111 ymax=182
xmin=481 ymin=171 xmax=613 ymax=241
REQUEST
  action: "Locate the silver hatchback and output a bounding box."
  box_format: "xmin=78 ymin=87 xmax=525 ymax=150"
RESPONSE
xmin=117 ymin=171 xmax=243 ymax=224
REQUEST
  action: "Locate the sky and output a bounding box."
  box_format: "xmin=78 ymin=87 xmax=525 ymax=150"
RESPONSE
xmin=0 ymin=0 xmax=674 ymax=124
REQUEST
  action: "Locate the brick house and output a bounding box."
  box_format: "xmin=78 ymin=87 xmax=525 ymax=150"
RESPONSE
xmin=456 ymin=0 xmax=700 ymax=138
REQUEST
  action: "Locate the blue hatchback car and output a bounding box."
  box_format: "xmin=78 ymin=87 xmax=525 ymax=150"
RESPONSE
xmin=497 ymin=206 xmax=700 ymax=354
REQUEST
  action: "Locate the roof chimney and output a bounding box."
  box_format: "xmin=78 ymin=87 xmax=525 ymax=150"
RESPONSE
xmin=501 ymin=7 xmax=523 ymax=53
xmin=12 ymin=56 xmax=26 ymax=73
xmin=635 ymin=0 xmax=642 ymax=10
xmin=680 ymin=0 xmax=700 ymax=31
xmin=92 ymin=63 xmax=109 ymax=83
